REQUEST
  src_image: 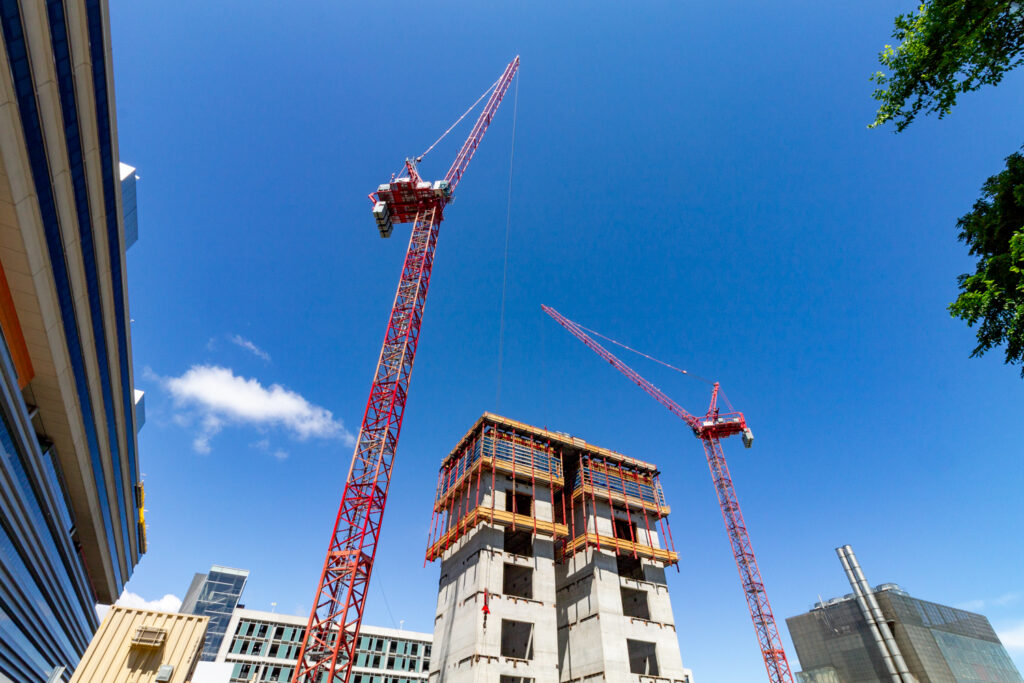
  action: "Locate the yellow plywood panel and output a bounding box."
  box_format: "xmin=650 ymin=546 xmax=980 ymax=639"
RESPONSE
xmin=426 ymin=505 xmax=568 ymax=561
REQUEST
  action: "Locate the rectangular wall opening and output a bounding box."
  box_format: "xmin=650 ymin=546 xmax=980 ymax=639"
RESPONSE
xmin=616 ymin=554 xmax=645 ymax=580
xmin=621 ymin=586 xmax=651 ymax=620
xmin=627 ymin=639 xmax=659 ymax=676
xmin=505 ymin=490 xmax=533 ymax=516
xmin=499 ymin=677 xmax=534 ymax=683
xmin=504 ymin=528 xmax=533 ymax=557
xmin=613 ymin=517 xmax=637 ymax=541
xmin=500 ymin=619 xmax=535 ymax=660
xmin=503 ymin=563 xmax=533 ymax=599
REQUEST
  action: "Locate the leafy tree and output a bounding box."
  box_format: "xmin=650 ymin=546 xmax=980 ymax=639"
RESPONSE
xmin=870 ymin=1 xmax=1024 ymax=131
xmin=948 ymin=148 xmax=1024 ymax=374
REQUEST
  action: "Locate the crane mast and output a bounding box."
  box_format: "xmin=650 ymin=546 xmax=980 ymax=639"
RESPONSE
xmin=292 ymin=57 xmax=519 ymax=683
xmin=542 ymin=305 xmax=795 ymax=683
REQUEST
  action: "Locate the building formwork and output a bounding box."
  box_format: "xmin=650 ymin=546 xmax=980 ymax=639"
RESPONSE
xmin=425 ymin=414 xmax=691 ymax=683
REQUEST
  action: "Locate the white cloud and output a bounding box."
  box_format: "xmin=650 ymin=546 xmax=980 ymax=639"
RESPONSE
xmin=958 ymin=592 xmax=1022 ymax=612
xmin=163 ymin=365 xmax=354 ymax=452
xmin=231 ymin=335 xmax=271 ymax=362
xmin=96 ymin=591 xmax=183 ymax=620
xmin=999 ymin=620 xmax=1024 ymax=651
xmin=250 ymin=438 xmax=289 ymax=461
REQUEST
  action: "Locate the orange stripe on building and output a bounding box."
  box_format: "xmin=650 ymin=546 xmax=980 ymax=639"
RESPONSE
xmin=0 ymin=258 xmax=34 ymax=388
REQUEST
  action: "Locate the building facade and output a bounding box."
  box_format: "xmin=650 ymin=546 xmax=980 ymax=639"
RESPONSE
xmin=788 ymin=584 xmax=1023 ymax=682
xmin=215 ymin=608 xmax=432 ymax=683
xmin=68 ymin=606 xmax=207 ymax=683
xmin=0 ymin=1 xmax=144 ymax=680
xmin=180 ymin=565 xmax=250 ymax=662
xmin=425 ymin=413 xmax=693 ymax=683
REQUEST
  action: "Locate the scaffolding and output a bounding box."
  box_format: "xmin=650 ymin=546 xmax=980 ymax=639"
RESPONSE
xmin=562 ymin=453 xmax=677 ymax=565
xmin=425 ymin=414 xmax=677 ymax=567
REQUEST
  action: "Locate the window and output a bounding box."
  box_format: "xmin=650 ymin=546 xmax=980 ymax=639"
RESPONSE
xmin=504 ymin=528 xmax=533 ymax=557
xmin=505 ymin=490 xmax=533 ymax=516
xmin=613 ymin=518 xmax=636 ymax=541
xmin=388 ymin=656 xmax=395 ymax=669
xmin=503 ymin=563 xmax=533 ymax=599
xmin=500 ymin=619 xmax=535 ymax=660
xmin=500 ymin=677 xmax=534 ymax=683
xmin=616 ymin=554 xmax=645 ymax=580
xmin=390 ymin=640 xmax=398 ymax=653
xmin=621 ymin=587 xmax=651 ymax=620
xmin=627 ymin=639 xmax=659 ymax=675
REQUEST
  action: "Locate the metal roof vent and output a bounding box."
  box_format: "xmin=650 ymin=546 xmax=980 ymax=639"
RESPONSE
xmin=155 ymin=664 xmax=174 ymax=681
xmin=130 ymin=626 xmax=166 ymax=649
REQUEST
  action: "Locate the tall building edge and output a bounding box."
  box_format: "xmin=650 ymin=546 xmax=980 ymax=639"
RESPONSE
xmin=0 ymin=0 xmax=144 ymax=680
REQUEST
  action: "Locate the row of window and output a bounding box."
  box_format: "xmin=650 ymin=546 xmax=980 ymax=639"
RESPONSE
xmin=353 ymin=653 xmax=428 ymax=672
xmin=236 ymin=620 xmax=304 ymax=643
xmin=495 ymin=618 xmax=659 ymax=676
xmin=356 ymin=636 xmax=431 ymax=659
xmin=226 ymin=624 xmax=431 ymax=671
xmin=230 ymin=636 xmax=301 ymax=660
xmin=230 ymin=662 xmax=292 ymax=682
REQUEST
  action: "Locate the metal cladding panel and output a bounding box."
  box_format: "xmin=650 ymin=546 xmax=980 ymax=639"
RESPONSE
xmin=69 ymin=607 xmax=208 ymax=683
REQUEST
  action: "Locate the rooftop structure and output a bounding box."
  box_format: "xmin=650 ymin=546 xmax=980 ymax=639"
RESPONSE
xmin=426 ymin=413 xmax=692 ymax=683
xmin=68 ymin=606 xmax=207 ymax=683
xmin=180 ymin=566 xmax=250 ymax=662
xmin=786 ymin=546 xmax=1023 ymax=683
xmin=0 ymin=3 xmax=144 ymax=680
xmin=215 ymin=608 xmax=431 ymax=683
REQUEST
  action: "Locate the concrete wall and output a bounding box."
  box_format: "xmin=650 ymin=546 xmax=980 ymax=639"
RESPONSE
xmin=431 ymin=480 xmax=561 ymax=683
xmin=556 ymin=549 xmax=689 ymax=683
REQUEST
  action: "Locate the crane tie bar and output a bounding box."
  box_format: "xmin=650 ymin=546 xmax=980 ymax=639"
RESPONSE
xmin=417 ymin=76 xmax=501 ymax=164
xmin=573 ymin=320 xmax=716 ymax=386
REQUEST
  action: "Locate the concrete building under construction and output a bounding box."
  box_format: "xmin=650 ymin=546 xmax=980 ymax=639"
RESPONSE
xmin=425 ymin=413 xmax=694 ymax=683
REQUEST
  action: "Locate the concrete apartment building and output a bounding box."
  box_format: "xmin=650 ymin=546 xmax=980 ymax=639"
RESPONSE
xmin=68 ymin=606 xmax=207 ymax=683
xmin=786 ymin=546 xmax=1023 ymax=683
xmin=214 ymin=607 xmax=432 ymax=683
xmin=425 ymin=413 xmax=694 ymax=683
xmin=0 ymin=1 xmax=144 ymax=680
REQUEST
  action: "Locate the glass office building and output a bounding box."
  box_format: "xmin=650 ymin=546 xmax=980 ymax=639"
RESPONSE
xmin=0 ymin=1 xmax=144 ymax=680
xmin=215 ymin=607 xmax=432 ymax=683
xmin=787 ymin=585 xmax=1023 ymax=683
xmin=181 ymin=566 xmax=250 ymax=661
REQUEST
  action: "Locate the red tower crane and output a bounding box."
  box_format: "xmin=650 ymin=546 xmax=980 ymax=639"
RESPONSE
xmin=542 ymin=305 xmax=795 ymax=683
xmin=292 ymin=56 xmax=519 ymax=683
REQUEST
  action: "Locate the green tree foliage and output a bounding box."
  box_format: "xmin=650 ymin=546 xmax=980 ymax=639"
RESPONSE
xmin=870 ymin=1 xmax=1024 ymax=131
xmin=948 ymin=148 xmax=1024 ymax=374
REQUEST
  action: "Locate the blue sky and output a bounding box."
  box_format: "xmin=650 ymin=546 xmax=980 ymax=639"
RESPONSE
xmin=108 ymin=1 xmax=1024 ymax=680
